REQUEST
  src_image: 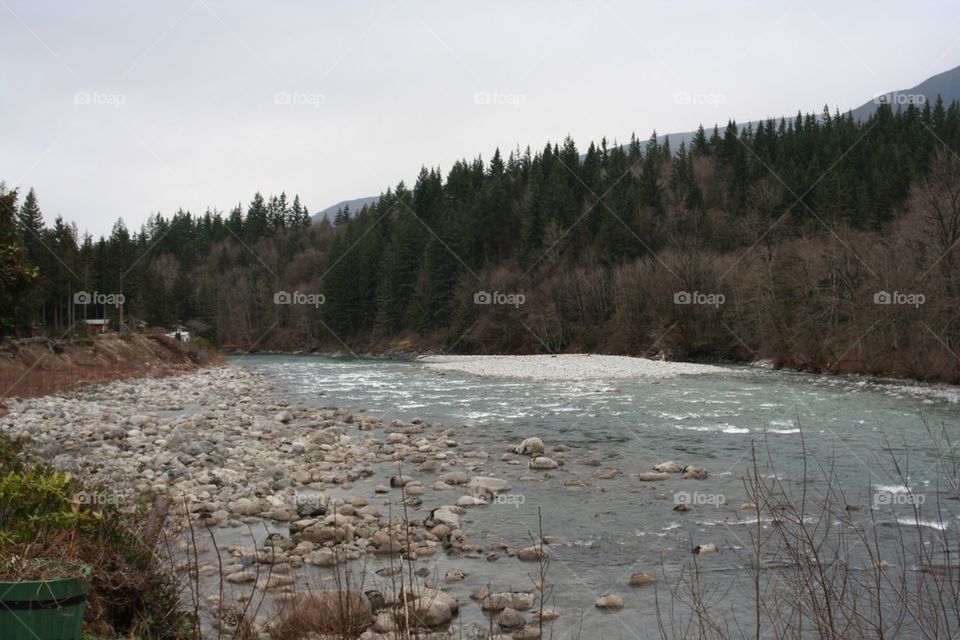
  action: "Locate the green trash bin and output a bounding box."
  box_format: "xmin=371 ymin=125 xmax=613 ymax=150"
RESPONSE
xmin=0 ymin=569 xmax=90 ymax=640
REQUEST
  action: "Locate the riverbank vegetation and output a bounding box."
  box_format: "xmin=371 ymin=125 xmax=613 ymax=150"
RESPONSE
xmin=3 ymin=100 xmax=960 ymax=381
xmin=0 ymin=431 xmax=193 ymax=638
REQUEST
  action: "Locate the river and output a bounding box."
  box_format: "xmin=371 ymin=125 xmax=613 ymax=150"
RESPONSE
xmin=233 ymin=354 xmax=960 ymax=639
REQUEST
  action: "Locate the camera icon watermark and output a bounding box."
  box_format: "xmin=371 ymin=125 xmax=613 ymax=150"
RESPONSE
xmin=73 ymin=90 xmax=126 ymax=108
xmin=474 ymin=290 xmax=526 ymax=308
xmin=873 ymin=290 xmax=925 ymax=308
xmin=474 ymin=90 xmax=526 ymax=108
xmin=674 ymin=290 xmax=725 ymax=308
xmin=873 ymin=490 xmax=925 ymax=508
xmin=675 ymin=490 xmax=726 ymax=508
xmin=274 ymin=290 xmax=325 ymax=308
xmin=74 ymin=290 xmax=125 ymax=307
xmin=274 ymin=90 xmax=326 ymax=108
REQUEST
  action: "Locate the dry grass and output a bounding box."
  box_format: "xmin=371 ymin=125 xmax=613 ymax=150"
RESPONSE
xmin=272 ymin=590 xmax=373 ymax=639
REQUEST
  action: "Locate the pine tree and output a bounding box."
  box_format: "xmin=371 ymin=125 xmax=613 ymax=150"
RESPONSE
xmin=692 ymin=125 xmax=709 ymax=155
xmin=245 ymin=192 xmax=269 ymax=240
xmin=0 ymin=189 xmax=39 ymax=332
xmin=16 ymin=188 xmax=46 ymax=267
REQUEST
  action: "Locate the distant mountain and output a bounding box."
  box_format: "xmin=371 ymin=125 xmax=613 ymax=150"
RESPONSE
xmin=848 ymin=64 xmax=960 ymax=122
xmin=314 ymin=63 xmax=960 ymax=223
xmin=655 ymin=64 xmax=960 ymax=153
xmin=310 ymin=195 xmax=380 ymax=225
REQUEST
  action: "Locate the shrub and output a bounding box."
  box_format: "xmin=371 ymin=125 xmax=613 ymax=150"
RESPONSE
xmin=0 ymin=430 xmax=194 ymax=638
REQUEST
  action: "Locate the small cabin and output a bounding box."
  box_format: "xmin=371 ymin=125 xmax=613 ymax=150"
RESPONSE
xmin=165 ymin=324 xmax=191 ymax=342
xmin=84 ymin=319 xmax=111 ymax=334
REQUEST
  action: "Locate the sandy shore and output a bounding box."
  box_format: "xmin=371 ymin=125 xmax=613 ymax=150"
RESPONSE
xmin=419 ymin=353 xmax=732 ymax=380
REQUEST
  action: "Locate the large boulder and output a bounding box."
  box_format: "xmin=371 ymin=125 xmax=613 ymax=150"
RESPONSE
xmin=402 ymin=586 xmax=459 ymax=627
xmin=230 ymin=497 xmax=262 ymax=516
xmin=497 ymin=607 xmax=525 ymax=628
xmin=481 ymin=591 xmax=535 ymax=611
xmin=410 ymin=598 xmax=453 ymax=627
xmin=628 ymin=571 xmax=657 ymax=587
xmin=595 ymin=594 xmax=624 ymax=610
xmin=390 ymin=474 xmax=414 ymax=487
xmin=517 ymin=544 xmax=548 ymax=562
xmin=652 ymin=461 xmax=682 ymax=473
xmin=529 ymin=456 xmax=559 ymax=470
xmin=638 ymin=472 xmax=671 ymax=481
xmin=468 ymin=476 xmax=512 ymax=494
xmin=439 ymin=471 xmax=468 ymax=485
xmin=430 ymin=506 xmax=461 ymax=528
xmin=514 ymin=437 xmax=544 ymax=456
xmin=682 ymin=465 xmax=708 ymax=480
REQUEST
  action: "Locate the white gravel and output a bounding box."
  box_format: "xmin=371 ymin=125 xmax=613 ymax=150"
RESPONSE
xmin=419 ymin=354 xmax=731 ymax=380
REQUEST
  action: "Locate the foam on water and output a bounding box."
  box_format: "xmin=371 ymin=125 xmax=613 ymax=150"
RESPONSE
xmin=896 ymin=517 xmax=948 ymax=531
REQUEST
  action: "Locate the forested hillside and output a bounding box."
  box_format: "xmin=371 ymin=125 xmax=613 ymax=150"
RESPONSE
xmin=4 ymin=99 xmax=960 ymax=381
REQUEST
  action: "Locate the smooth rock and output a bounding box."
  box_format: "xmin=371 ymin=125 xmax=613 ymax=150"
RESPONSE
xmin=595 ymin=594 xmax=624 ymax=610
xmin=682 ymin=465 xmax=708 ymax=480
xmin=639 ymin=472 xmax=671 ymax=481
xmin=529 ymin=456 xmax=559 ymax=470
xmin=652 ymin=461 xmax=682 ymax=473
xmin=628 ymin=571 xmax=657 ymax=586
xmin=497 ymin=607 xmax=525 ymax=628
xmin=517 ymin=545 xmax=548 ymax=562
xmin=468 ymin=476 xmax=511 ymax=494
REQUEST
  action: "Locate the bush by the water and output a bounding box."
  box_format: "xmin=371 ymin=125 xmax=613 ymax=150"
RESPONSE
xmin=0 ymin=431 xmax=194 ymax=639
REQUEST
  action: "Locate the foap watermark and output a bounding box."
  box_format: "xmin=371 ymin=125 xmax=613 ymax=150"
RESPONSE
xmin=873 ymin=92 xmax=926 ymax=107
xmin=274 ymin=90 xmax=326 ymax=108
xmin=675 ymin=490 xmax=726 ymax=508
xmin=474 ymin=90 xmax=526 ymax=108
xmin=874 ymin=290 xmax=925 ymax=308
xmin=674 ymin=90 xmax=726 ymax=107
xmin=674 ymin=290 xmax=725 ymax=308
xmin=74 ymin=90 xmax=126 ymax=108
xmin=474 ymin=290 xmax=525 ymax=308
xmin=490 ymin=493 xmax=526 ymax=508
xmin=873 ymin=490 xmax=925 ymax=508
xmin=274 ymin=290 xmax=325 ymax=308
xmin=74 ymin=290 xmax=125 ymax=307
xmin=74 ymin=489 xmax=136 ymax=513
xmin=293 ymin=492 xmax=327 ymax=513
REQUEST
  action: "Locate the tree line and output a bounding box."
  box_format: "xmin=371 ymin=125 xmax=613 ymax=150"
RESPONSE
xmin=2 ymin=98 xmax=959 ymax=381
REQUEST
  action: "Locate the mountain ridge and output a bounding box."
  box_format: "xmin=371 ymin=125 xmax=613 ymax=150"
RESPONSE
xmin=313 ymin=63 xmax=960 ymax=223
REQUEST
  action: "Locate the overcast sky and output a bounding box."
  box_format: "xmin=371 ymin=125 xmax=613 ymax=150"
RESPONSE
xmin=2 ymin=1 xmax=959 ymax=237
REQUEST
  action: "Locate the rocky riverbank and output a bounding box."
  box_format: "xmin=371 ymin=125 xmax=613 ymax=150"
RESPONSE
xmin=1 ymin=365 xmax=599 ymax=638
